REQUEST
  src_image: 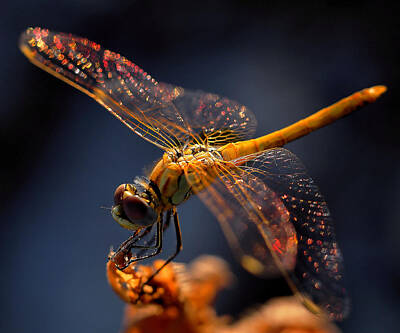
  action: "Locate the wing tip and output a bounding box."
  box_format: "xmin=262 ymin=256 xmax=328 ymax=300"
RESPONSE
xmin=19 ymin=27 xmax=49 ymax=61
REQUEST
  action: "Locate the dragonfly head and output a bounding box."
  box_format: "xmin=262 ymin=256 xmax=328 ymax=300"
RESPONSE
xmin=111 ymin=182 xmax=158 ymax=230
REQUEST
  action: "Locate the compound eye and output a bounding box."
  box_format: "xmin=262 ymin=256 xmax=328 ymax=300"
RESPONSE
xmin=122 ymin=194 xmax=149 ymax=222
xmin=114 ymin=184 xmax=127 ymax=206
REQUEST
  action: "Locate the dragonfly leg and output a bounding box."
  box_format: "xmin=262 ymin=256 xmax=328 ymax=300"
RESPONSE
xmin=128 ymin=210 xmax=172 ymax=250
xmin=124 ymin=215 xmax=164 ymax=265
xmin=111 ymin=215 xmax=164 ymax=270
xmin=140 ymin=208 xmax=183 ymax=288
xmin=130 ymin=226 xmax=162 ymax=250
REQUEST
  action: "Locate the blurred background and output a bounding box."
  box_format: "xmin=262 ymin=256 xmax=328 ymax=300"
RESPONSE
xmin=1 ymin=1 xmax=399 ymax=332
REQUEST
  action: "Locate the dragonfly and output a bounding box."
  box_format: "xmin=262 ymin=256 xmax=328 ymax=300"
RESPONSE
xmin=20 ymin=27 xmax=386 ymax=320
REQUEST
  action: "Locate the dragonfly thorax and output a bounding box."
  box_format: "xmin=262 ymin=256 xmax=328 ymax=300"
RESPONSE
xmin=150 ymin=144 xmax=223 ymax=208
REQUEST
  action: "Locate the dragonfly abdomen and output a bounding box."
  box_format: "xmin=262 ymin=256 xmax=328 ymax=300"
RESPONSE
xmin=218 ymin=86 xmax=386 ymax=161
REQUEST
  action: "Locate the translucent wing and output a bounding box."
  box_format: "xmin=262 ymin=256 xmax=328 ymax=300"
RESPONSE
xmin=19 ymin=27 xmax=256 ymax=149
xmin=187 ymin=156 xmax=298 ymax=273
xmin=186 ymin=147 xmax=348 ymax=320
xmin=171 ymin=89 xmax=257 ymax=146
xmin=237 ymin=148 xmax=349 ymax=319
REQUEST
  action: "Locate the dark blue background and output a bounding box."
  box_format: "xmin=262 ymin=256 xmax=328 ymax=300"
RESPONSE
xmin=1 ymin=1 xmax=399 ymax=332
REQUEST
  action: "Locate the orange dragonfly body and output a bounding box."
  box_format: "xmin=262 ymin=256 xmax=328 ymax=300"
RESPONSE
xmin=20 ymin=27 xmax=386 ymax=320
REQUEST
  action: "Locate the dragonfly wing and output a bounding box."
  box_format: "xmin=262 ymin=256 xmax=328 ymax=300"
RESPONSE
xmin=186 ymin=147 xmax=349 ymax=320
xmin=166 ymin=88 xmax=257 ymax=145
xmin=19 ymin=27 xmax=190 ymax=150
xmin=236 ymin=148 xmax=349 ymax=320
xmin=185 ymin=159 xmax=298 ymax=276
xmin=20 ymin=27 xmax=257 ymax=149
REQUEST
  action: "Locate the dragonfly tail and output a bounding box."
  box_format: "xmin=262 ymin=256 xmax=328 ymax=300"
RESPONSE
xmin=219 ymin=85 xmax=387 ymax=161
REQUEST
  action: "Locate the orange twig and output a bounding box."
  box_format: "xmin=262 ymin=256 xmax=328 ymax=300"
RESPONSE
xmin=107 ymin=254 xmax=340 ymax=333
